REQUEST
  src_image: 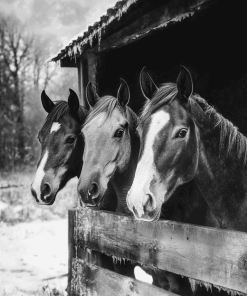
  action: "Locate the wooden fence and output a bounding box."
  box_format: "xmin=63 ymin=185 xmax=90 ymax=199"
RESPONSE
xmin=67 ymin=206 xmax=247 ymax=296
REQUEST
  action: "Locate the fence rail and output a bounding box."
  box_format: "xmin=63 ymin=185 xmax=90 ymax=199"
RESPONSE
xmin=68 ymin=207 xmax=247 ymax=295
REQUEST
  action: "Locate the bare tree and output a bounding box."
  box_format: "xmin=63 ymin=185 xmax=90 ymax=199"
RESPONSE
xmin=0 ymin=13 xmax=57 ymax=170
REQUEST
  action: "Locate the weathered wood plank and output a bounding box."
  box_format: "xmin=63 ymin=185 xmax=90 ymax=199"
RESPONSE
xmin=70 ymin=258 xmax=179 ymax=296
xmin=60 ymin=56 xmax=77 ymax=67
xmin=94 ymin=0 xmax=215 ymax=52
xmin=72 ymin=207 xmax=247 ymax=294
xmin=86 ymin=52 xmax=98 ymax=87
xmin=77 ymin=58 xmax=87 ymax=107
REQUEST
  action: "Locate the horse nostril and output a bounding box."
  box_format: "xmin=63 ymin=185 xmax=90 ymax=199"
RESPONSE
xmin=43 ymin=183 xmax=52 ymax=197
xmin=88 ymin=182 xmax=100 ymax=204
xmin=143 ymin=194 xmax=155 ymax=213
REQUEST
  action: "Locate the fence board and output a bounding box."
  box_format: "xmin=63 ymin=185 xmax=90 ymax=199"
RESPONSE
xmin=70 ymin=258 xmax=179 ymax=296
xmin=72 ymin=207 xmax=247 ymax=294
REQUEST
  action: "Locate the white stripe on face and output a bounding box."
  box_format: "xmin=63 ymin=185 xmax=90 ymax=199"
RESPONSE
xmin=50 ymin=122 xmax=61 ymax=134
xmin=127 ymin=110 xmax=170 ymax=217
xmin=32 ymin=150 xmax=49 ymax=201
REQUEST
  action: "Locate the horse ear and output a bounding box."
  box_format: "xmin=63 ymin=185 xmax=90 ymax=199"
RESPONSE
xmin=41 ymin=90 xmax=55 ymax=113
xmin=140 ymin=67 xmax=158 ymax=100
xmin=117 ymin=78 xmax=130 ymax=107
xmin=176 ymin=65 xmax=193 ymax=102
xmin=68 ymin=88 xmax=80 ymax=114
xmin=86 ymin=82 xmax=99 ymax=108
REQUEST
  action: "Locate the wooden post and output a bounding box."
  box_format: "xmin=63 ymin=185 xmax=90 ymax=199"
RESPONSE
xmin=68 ymin=208 xmax=106 ymax=296
xmin=77 ymin=58 xmax=87 ymax=107
xmin=67 ymin=210 xmax=75 ymax=295
xmin=86 ymin=52 xmax=98 ymax=89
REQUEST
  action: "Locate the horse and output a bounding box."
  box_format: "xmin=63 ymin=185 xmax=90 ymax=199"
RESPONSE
xmin=77 ymin=79 xmax=140 ymax=214
xmin=31 ymin=89 xmax=88 ymax=205
xmin=127 ymin=65 xmax=247 ymax=232
xmin=77 ymin=78 xmax=207 ymax=294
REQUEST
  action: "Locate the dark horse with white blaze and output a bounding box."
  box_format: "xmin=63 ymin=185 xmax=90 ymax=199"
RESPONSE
xmin=127 ymin=66 xmax=247 ymax=232
xmin=77 ymin=79 xmax=139 ymax=213
xmin=31 ymin=89 xmax=88 ymax=205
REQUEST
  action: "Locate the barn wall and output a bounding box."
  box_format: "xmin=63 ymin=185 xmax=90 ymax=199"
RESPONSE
xmin=96 ymin=0 xmax=247 ymax=135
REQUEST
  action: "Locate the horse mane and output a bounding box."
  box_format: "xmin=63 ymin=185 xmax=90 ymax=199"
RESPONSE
xmin=39 ymin=101 xmax=88 ymax=136
xmin=191 ymin=94 xmax=247 ymax=163
xmin=140 ymin=82 xmax=247 ymax=164
xmin=83 ymin=96 xmax=138 ymax=130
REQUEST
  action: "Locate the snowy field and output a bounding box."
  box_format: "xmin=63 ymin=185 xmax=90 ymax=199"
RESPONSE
xmin=0 ymin=219 xmax=68 ymax=296
xmin=0 ymin=170 xmax=78 ymax=296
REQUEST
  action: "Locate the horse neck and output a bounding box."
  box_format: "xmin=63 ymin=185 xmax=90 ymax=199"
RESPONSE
xmin=111 ymin=110 xmax=140 ymax=214
xmin=194 ymin=117 xmax=247 ymax=230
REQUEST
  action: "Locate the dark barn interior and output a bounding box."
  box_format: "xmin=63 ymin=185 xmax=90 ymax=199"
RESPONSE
xmin=97 ymin=0 xmax=247 ymax=135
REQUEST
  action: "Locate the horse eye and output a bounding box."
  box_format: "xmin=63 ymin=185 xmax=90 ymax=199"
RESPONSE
xmin=176 ymin=128 xmax=188 ymax=138
xmin=66 ymin=136 xmax=76 ymax=144
xmin=37 ymin=136 xmax=41 ymax=143
xmin=114 ymin=128 xmax=124 ymax=138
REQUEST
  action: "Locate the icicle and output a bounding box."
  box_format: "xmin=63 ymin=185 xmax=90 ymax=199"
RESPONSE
xmin=89 ymin=34 xmax=93 ymax=47
xmin=112 ymin=255 xmax=127 ymax=264
xmin=188 ymin=278 xmax=245 ymax=296
xmin=97 ymin=27 xmax=102 ymax=51
xmin=73 ymin=44 xmax=77 ymax=55
xmin=189 ymin=278 xmax=197 ymax=292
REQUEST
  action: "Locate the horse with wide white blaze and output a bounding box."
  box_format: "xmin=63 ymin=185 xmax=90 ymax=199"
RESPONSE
xmin=127 ymin=65 xmax=247 ymax=231
xmin=31 ymin=89 xmax=88 ymax=205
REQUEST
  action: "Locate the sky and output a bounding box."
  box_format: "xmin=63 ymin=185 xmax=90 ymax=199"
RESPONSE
xmin=0 ymin=0 xmax=115 ymax=53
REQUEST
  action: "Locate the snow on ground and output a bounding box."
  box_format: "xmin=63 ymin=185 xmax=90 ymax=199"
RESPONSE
xmin=0 ymin=219 xmax=68 ymax=295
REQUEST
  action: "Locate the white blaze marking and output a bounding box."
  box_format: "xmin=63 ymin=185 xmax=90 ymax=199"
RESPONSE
xmin=50 ymin=122 xmax=61 ymax=134
xmin=32 ymin=150 xmax=49 ymax=201
xmin=128 ymin=110 xmax=170 ymax=217
xmin=134 ymin=266 xmax=153 ymax=284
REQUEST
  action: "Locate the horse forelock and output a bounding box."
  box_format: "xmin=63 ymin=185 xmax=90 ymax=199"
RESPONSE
xmin=190 ymin=95 xmax=247 ymax=164
xmin=139 ymin=83 xmax=178 ymax=125
xmin=83 ymin=96 xmax=138 ymax=131
xmin=39 ymin=101 xmax=88 ymax=138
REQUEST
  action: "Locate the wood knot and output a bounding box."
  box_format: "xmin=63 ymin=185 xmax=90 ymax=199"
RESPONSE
xmin=238 ymin=254 xmax=247 ymax=270
xmin=129 ymin=281 xmax=134 ymax=291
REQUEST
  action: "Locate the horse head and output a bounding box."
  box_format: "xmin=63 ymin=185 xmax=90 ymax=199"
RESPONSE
xmin=31 ymin=89 xmax=88 ymax=205
xmin=78 ymin=79 xmax=139 ymax=212
xmin=127 ymin=66 xmax=200 ymax=221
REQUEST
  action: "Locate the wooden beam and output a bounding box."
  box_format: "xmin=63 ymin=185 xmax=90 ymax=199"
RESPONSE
xmin=94 ymin=0 xmax=215 ymax=52
xmin=70 ymin=258 xmax=179 ymax=296
xmin=77 ymin=58 xmax=87 ymax=107
xmin=73 ymin=207 xmax=247 ymax=294
xmin=67 ymin=211 xmax=75 ymax=294
xmin=86 ymin=52 xmax=98 ymax=87
xmin=60 ymin=57 xmax=77 ymax=67
xmin=68 ymin=210 xmax=109 ymax=296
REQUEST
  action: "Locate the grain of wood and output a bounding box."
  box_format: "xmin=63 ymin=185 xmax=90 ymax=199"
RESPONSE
xmin=70 ymin=258 xmax=179 ymax=296
xmin=72 ymin=207 xmax=247 ymax=294
xmin=93 ymin=0 xmax=214 ymax=52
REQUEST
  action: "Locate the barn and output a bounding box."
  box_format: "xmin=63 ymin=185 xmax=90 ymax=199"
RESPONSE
xmin=50 ymin=0 xmax=247 ymax=134
xmin=49 ymin=0 xmax=247 ymax=295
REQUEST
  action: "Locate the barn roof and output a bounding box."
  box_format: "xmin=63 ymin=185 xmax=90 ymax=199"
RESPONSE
xmin=49 ymin=0 xmax=214 ymax=63
xmin=49 ymin=0 xmax=142 ymax=63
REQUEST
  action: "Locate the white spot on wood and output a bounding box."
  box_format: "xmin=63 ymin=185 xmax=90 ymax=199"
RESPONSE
xmin=50 ymin=122 xmax=61 ymax=134
xmin=32 ymin=151 xmax=49 ymax=201
xmin=134 ymin=266 xmax=153 ymax=285
xmin=127 ymin=110 xmax=170 ymax=217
